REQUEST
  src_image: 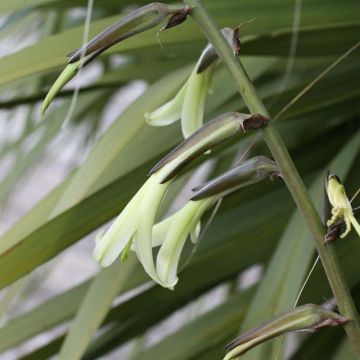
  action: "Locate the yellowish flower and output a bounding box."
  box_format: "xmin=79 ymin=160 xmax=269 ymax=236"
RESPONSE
xmin=325 ymin=172 xmax=360 ymax=238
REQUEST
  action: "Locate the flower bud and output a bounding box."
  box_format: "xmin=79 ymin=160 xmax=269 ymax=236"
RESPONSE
xmin=191 ymin=156 xmax=279 ymax=200
xmin=224 ymin=304 xmax=347 ymax=360
xmin=150 ymin=112 xmax=269 ymax=183
xmin=68 ymin=3 xmax=189 ymax=63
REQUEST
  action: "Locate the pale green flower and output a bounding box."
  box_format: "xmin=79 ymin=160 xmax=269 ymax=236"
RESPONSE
xmin=153 ymin=197 xmax=215 ymax=289
xmin=145 ymin=28 xmax=237 ymax=138
xmin=94 ymin=168 xmax=172 ymax=286
xmin=145 ymin=61 xmax=214 ymax=138
xmin=94 ymin=112 xmax=269 ymax=289
xmin=42 ymin=3 xmax=190 ymax=115
xmin=224 ymin=304 xmax=347 ymax=360
xmin=94 ymin=170 xmax=215 ymax=289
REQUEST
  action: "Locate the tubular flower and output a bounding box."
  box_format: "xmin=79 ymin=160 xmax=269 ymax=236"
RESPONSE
xmin=94 ymin=169 xmax=216 ymax=289
xmin=94 ymin=112 xmax=269 ymax=289
xmin=94 ymin=168 xmax=172 ymax=286
xmin=325 ymin=172 xmax=360 ymax=239
xmin=145 ymin=28 xmax=238 ymax=138
xmin=224 ymin=304 xmax=347 ymax=360
xmin=145 ymin=59 xmax=214 ymax=138
xmin=153 ymin=197 xmax=216 ymax=288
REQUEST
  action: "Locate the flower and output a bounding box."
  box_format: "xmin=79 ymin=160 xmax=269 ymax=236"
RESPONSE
xmin=224 ymin=304 xmax=347 ymax=360
xmin=94 ymin=168 xmax=172 ymax=286
xmin=325 ymin=172 xmax=360 ymax=239
xmin=145 ymin=60 xmax=215 ymax=138
xmin=145 ymin=28 xmax=238 ymax=138
xmin=153 ymin=197 xmax=215 ymax=288
xmin=94 ymin=112 xmax=269 ymax=289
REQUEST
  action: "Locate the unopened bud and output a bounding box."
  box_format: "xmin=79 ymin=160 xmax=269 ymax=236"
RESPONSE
xmin=224 ymin=304 xmax=347 ymax=360
xmin=191 ymin=156 xmax=279 ymax=200
xmin=150 ymin=112 xmax=269 ymax=183
xmin=68 ymin=3 xmax=189 ymax=63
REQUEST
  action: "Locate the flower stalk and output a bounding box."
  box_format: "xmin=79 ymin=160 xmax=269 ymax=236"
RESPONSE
xmin=183 ymin=0 xmax=360 ymax=355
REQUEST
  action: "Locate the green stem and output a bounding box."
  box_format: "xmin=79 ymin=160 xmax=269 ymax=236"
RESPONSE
xmin=183 ymin=0 xmax=360 ymax=356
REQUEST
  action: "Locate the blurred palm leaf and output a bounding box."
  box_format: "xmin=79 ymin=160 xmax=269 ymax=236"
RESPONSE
xmin=0 ymin=0 xmax=359 ymax=359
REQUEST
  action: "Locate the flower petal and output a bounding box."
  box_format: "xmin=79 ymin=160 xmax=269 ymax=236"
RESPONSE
xmin=93 ymin=185 xmax=144 ymax=267
xmin=144 ymin=81 xmax=188 ymax=126
xmin=190 ymin=221 xmax=201 ymax=244
xmin=151 ymin=215 xmax=174 ymax=247
xmin=133 ymin=172 xmax=171 ymax=286
xmin=156 ymin=200 xmax=207 ymax=288
xmin=41 ymin=62 xmax=79 ymax=115
xmin=181 ymin=64 xmax=214 ymax=138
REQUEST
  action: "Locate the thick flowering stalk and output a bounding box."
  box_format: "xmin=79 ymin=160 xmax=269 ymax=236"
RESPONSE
xmin=94 ymin=112 xmax=268 ymax=289
xmin=224 ymin=304 xmax=347 ymax=360
xmin=324 ymin=171 xmax=360 ymax=239
xmin=145 ymin=28 xmax=239 ymax=138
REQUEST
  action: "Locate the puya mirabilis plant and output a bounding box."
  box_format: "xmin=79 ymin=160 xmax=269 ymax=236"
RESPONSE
xmin=42 ymin=0 xmax=360 ymax=356
xmin=182 ymin=0 xmax=360 ymax=356
xmin=42 ymin=2 xmax=273 ymax=289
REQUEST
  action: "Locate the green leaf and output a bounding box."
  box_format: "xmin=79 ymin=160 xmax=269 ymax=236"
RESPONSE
xmin=138 ymin=289 xmax=255 ymax=360
xmin=58 ymin=258 xmax=137 ymax=360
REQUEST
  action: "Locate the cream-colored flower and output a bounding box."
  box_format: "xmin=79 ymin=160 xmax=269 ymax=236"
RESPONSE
xmin=153 ymin=198 xmax=215 ymax=288
xmin=145 ymin=28 xmax=237 ymax=138
xmin=145 ymin=61 xmax=214 ymax=138
xmin=94 ymin=112 xmax=269 ymax=289
xmin=94 ymin=169 xmax=172 ymax=286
